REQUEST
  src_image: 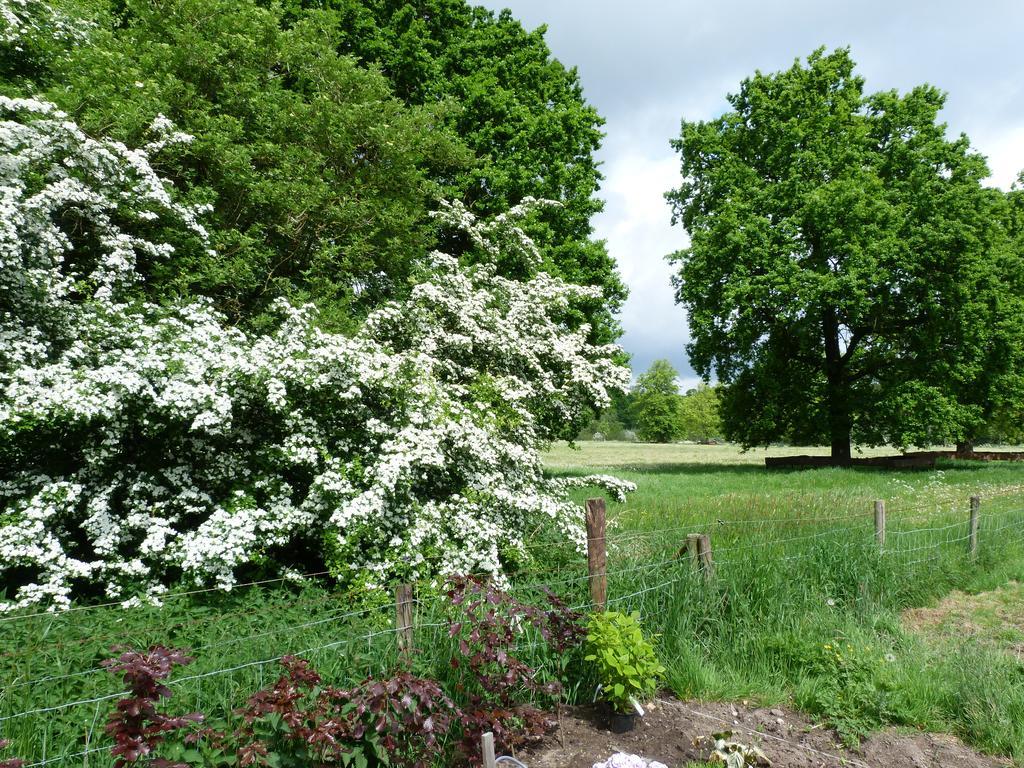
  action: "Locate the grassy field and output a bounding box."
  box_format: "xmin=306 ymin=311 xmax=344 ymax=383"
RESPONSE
xmin=6 ymin=442 xmax=1024 ymax=765
xmin=542 ymin=441 xmax=1024 ymax=758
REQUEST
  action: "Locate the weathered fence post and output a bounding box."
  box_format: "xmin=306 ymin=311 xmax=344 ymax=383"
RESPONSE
xmin=874 ymin=499 xmax=886 ymax=551
xmin=480 ymin=732 xmax=497 ymax=768
xmin=696 ymin=533 xmax=715 ymax=581
xmin=395 ymin=583 xmax=414 ymax=662
xmin=969 ymin=495 xmax=980 ymax=558
xmin=685 ymin=533 xmax=701 ymax=571
xmin=586 ymin=498 xmax=607 ymax=611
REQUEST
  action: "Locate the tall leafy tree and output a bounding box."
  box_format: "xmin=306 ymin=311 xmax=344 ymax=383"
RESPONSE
xmin=969 ymin=173 xmax=1024 ymax=447
xmin=282 ymin=0 xmax=626 ymax=341
xmin=39 ymin=0 xmax=469 ymax=331
xmin=667 ymin=48 xmax=1012 ymax=461
xmin=943 ymin=184 xmax=1024 ymax=451
xmin=631 ymin=359 xmax=682 ymax=443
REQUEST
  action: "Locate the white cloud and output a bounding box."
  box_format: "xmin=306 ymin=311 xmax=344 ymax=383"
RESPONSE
xmin=594 ymin=144 xmax=694 ymax=378
xmin=978 ymin=124 xmax=1024 ymax=191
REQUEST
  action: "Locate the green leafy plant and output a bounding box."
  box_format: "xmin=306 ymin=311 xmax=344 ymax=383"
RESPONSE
xmin=708 ymin=731 xmax=770 ymax=767
xmin=584 ymin=611 xmax=664 ymax=713
xmin=797 ymin=639 xmax=898 ymax=745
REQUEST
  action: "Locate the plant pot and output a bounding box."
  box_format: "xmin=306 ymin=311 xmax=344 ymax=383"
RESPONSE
xmin=608 ymin=710 xmax=637 ymax=733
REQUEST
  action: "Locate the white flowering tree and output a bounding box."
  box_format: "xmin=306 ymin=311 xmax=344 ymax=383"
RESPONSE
xmin=0 ymin=96 xmax=633 ymax=612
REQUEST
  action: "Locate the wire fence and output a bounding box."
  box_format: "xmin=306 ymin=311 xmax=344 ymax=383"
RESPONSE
xmin=3 ymin=489 xmax=1024 ymax=767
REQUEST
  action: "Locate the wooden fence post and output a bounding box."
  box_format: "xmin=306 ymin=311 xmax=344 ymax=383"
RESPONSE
xmin=685 ymin=533 xmax=701 ymax=572
xmin=480 ymin=732 xmax=497 ymax=768
xmin=696 ymin=533 xmax=714 ymax=581
xmin=969 ymin=495 xmax=980 ymax=558
xmin=874 ymin=500 xmax=886 ymax=551
xmin=396 ymin=583 xmax=414 ymax=662
xmin=586 ymin=498 xmax=607 ymax=611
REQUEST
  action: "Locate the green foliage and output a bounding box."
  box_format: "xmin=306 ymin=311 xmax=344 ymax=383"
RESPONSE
xmin=281 ymin=0 xmax=625 ymax=342
xmin=0 ymin=0 xmax=102 ymax=91
xmin=631 ymin=359 xmax=683 ymax=443
xmin=43 ymin=0 xmax=467 ymax=332
xmin=678 ymin=384 xmax=722 ymax=442
xmin=971 ymin=173 xmax=1024 ymax=445
xmin=584 ymin=610 xmax=665 ymax=713
xmin=15 ymin=0 xmax=626 ymax=341
xmin=667 ymin=47 xmax=1018 ymax=460
xmin=795 ymin=639 xmax=899 ymax=745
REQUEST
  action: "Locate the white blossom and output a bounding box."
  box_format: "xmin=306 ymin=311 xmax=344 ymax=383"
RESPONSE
xmin=0 ymin=98 xmax=633 ymax=612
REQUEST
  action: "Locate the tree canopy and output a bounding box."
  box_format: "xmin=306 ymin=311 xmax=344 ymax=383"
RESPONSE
xmin=678 ymin=384 xmax=722 ymax=443
xmin=14 ymin=0 xmax=625 ymax=339
xmin=281 ymin=0 xmax=626 ymax=341
xmin=29 ymin=0 xmax=469 ymax=331
xmin=666 ymin=48 xmax=1017 ymax=460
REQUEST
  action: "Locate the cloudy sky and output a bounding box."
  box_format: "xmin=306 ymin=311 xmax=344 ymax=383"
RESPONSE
xmin=477 ymin=0 xmax=1024 ymax=388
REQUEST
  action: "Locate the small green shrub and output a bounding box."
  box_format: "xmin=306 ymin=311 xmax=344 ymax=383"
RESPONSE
xmin=795 ymin=638 xmax=898 ymax=745
xmin=584 ymin=610 xmax=665 ymax=713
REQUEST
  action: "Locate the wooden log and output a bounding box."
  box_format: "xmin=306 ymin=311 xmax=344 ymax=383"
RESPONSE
xmin=395 ymin=583 xmax=414 ymax=662
xmin=969 ymin=495 xmax=980 ymax=558
xmin=765 ymin=454 xmax=936 ymax=470
xmin=874 ymin=500 xmax=886 ymax=551
xmin=586 ymin=498 xmax=607 ymax=611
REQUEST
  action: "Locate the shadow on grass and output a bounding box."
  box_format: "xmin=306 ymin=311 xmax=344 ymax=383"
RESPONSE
xmin=546 ymin=458 xmax=1003 ymax=478
xmin=545 ymin=462 xmax=768 ymax=477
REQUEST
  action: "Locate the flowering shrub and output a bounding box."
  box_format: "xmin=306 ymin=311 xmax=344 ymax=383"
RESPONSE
xmin=1 ymin=0 xmax=92 ymax=63
xmin=0 ymin=96 xmax=633 ymax=612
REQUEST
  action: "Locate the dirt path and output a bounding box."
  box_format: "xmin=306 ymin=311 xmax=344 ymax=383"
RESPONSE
xmin=524 ymin=697 xmax=1010 ymax=768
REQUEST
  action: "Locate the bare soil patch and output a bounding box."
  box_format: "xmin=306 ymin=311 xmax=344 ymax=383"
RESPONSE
xmin=523 ymin=697 xmax=1009 ymax=768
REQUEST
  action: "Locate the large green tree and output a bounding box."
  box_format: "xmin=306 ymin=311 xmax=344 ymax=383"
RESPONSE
xmin=631 ymin=359 xmax=682 ymax=443
xmin=971 ymin=173 xmax=1024 ymax=447
xmin=282 ymin=0 xmax=626 ymax=341
xmin=36 ymin=0 xmax=467 ymax=331
xmin=944 ymin=184 xmax=1024 ymax=451
xmin=666 ymin=48 xmax=1013 ymax=461
xmin=15 ymin=0 xmax=625 ymax=339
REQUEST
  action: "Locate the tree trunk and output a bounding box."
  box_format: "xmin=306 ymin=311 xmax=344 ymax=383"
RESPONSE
xmin=823 ymin=306 xmax=852 ymax=465
xmin=956 ymin=440 xmax=974 ymax=455
xmin=831 ymin=430 xmax=852 ymax=464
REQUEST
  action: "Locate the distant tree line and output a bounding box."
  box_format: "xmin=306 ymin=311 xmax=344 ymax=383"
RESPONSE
xmin=578 ymin=360 xmax=723 ymax=443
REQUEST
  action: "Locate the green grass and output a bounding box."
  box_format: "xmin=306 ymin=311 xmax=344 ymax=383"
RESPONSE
xmin=5 ymin=442 xmax=1024 ymax=765
xmin=543 ymin=442 xmax=1024 ymax=760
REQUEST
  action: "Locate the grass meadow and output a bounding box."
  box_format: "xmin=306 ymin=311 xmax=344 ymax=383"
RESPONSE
xmin=5 ymin=442 xmax=1024 ymax=765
